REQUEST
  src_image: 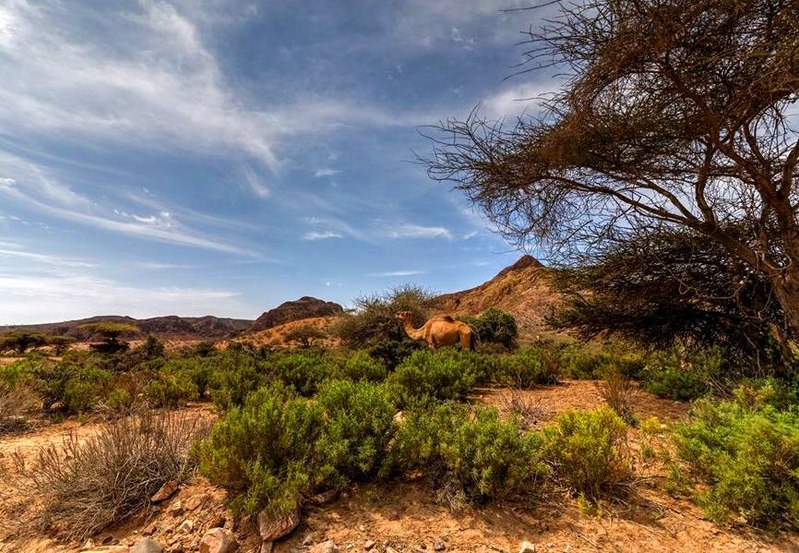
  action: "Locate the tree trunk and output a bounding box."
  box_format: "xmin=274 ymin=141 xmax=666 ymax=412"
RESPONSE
xmin=769 ymin=269 xmax=799 ymax=373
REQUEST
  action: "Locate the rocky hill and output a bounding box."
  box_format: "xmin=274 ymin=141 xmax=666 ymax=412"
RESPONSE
xmin=249 ymin=296 xmax=344 ymax=333
xmin=0 ymin=314 xmax=253 ymax=341
xmin=433 ymin=255 xmax=563 ymax=339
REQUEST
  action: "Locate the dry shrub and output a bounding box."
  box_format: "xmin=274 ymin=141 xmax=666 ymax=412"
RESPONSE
xmin=14 ymin=410 xmax=210 ymax=542
xmin=496 ymin=388 xmax=550 ymax=430
xmin=0 ymin=383 xmax=39 ymax=434
xmin=597 ymin=366 xmax=636 ymax=425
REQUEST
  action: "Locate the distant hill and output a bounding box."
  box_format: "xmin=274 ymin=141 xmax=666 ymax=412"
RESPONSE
xmin=0 ymin=314 xmax=253 ymax=341
xmin=433 ymin=255 xmax=563 ymax=339
xmin=249 ymin=296 xmax=344 ymax=333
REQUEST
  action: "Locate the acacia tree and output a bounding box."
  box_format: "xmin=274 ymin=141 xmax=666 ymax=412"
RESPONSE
xmin=426 ymin=0 xmax=799 ymax=337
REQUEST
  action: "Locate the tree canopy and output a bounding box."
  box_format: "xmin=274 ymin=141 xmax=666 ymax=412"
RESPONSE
xmin=426 ymin=0 xmax=799 ymax=337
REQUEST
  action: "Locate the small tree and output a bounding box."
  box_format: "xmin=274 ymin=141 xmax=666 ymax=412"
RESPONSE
xmin=0 ymin=332 xmax=47 ymax=355
xmin=48 ymin=335 xmax=76 ymax=356
xmin=80 ymin=323 xmax=139 ymax=355
xmin=284 ymin=325 xmax=327 ymax=348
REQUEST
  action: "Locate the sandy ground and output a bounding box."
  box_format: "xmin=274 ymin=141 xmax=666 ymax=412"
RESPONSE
xmin=0 ymin=382 xmax=797 ymax=553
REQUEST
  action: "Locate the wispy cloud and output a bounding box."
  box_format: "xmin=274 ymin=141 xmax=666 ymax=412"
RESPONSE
xmin=366 ymin=270 xmax=426 ymax=277
xmin=387 ymin=224 xmax=453 ymax=240
xmin=303 ymin=230 xmax=344 ymax=241
xmin=314 ymin=168 xmax=341 ymax=178
xmin=0 ymin=247 xmax=96 ymax=269
xmin=241 ymin=165 xmax=270 ymax=199
xmin=0 ymin=154 xmax=256 ymax=256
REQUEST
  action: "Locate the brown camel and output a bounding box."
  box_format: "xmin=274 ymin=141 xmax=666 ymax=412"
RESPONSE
xmin=395 ymin=311 xmax=475 ymax=351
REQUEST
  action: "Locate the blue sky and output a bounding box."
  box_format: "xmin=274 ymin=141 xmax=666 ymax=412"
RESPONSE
xmin=0 ymin=0 xmax=556 ymax=324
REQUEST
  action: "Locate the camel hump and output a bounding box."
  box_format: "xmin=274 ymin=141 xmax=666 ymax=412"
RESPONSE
xmin=433 ymin=315 xmax=455 ymax=323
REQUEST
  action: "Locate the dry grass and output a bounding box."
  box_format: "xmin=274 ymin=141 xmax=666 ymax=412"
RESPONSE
xmin=13 ymin=410 xmax=211 ymax=542
xmin=596 ymin=366 xmax=636 ymax=425
xmin=0 ymin=383 xmax=39 ymax=434
xmin=496 ymin=388 xmax=551 ymax=430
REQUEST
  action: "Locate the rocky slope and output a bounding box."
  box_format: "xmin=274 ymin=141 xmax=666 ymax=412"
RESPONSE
xmin=433 ymin=255 xmax=563 ymax=339
xmin=248 ymin=296 xmax=344 ymax=333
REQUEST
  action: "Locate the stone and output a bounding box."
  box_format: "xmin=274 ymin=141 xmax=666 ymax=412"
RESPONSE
xmin=167 ymin=500 xmax=184 ymax=515
xmin=185 ymin=494 xmax=209 ymax=511
xmin=257 ymin=508 xmax=301 ymax=541
xmin=309 ymin=489 xmax=339 ymax=506
xmin=434 ymin=539 xmax=446 ymax=551
xmin=209 ymin=515 xmax=226 ymax=529
xmin=385 ymin=547 xmax=399 ymax=553
xmin=260 ymin=542 xmax=274 ymax=553
xmin=519 ymin=541 xmax=536 ymax=553
xmin=142 ymin=524 xmax=158 ymax=536
xmin=199 ymin=527 xmax=238 ymax=553
xmin=131 ymin=538 xmax=165 ymax=553
xmin=302 ymin=535 xmax=315 ymax=547
xmin=151 ymin=480 xmax=179 ymax=503
xmin=81 ymin=548 xmax=129 ymax=553
xmin=168 ymin=545 xmax=184 ymax=553
xmin=308 ymin=541 xmax=338 ymax=553
xmin=364 ymin=540 xmax=375 ymax=551
xmin=176 ymin=519 xmax=194 ymax=534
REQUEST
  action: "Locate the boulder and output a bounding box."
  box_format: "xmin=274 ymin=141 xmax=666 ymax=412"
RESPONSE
xmin=199 ymin=527 xmax=238 ymax=553
xmin=150 ymin=480 xmax=179 ymax=503
xmin=257 ymin=508 xmax=300 ymax=541
xmin=130 ymin=538 xmax=165 ymax=553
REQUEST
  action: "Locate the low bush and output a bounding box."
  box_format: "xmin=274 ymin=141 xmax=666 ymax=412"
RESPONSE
xmin=561 ymin=349 xmax=644 ymax=380
xmin=316 ymin=379 xmax=396 ymax=485
xmin=674 ymin=391 xmax=799 ymax=528
xmin=270 ymin=351 xmax=333 ymax=396
xmin=15 ymin=410 xmax=208 ymax=541
xmin=366 ymin=339 xmax=422 ymax=371
xmin=460 ymin=308 xmax=519 ymax=350
xmin=597 ymin=366 xmax=636 ymax=425
xmin=383 ymin=403 xmax=546 ymax=503
xmin=144 ymin=372 xmax=196 ymax=408
xmin=334 ymin=350 xmax=388 ymax=382
xmin=207 ymin=351 xmax=265 ymax=409
xmin=642 ymin=347 xmax=712 ymax=400
xmin=0 ymin=381 xmax=38 ymax=433
xmin=491 ymin=348 xmax=560 ymax=388
xmin=388 ymin=349 xmax=479 ymax=408
xmin=198 ymin=382 xmax=327 ymax=516
xmin=542 ymin=406 xmax=633 ymax=499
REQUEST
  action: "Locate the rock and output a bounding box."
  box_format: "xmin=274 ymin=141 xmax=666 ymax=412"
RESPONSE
xmin=199 ymin=527 xmax=238 ymax=553
xmin=302 ymin=535 xmax=315 ymax=547
xmin=257 ymin=508 xmax=301 ymax=541
xmin=131 ymin=538 xmax=165 ymax=553
xmin=309 ymin=541 xmax=338 ymax=553
xmin=81 ymin=548 xmax=129 ymax=553
xmin=151 ymin=480 xmax=179 ymax=503
xmin=167 ymin=500 xmax=184 ymax=515
xmin=185 ymin=494 xmax=209 ymax=511
xmin=142 ymin=524 xmax=158 ymax=536
xmin=309 ymin=489 xmax=339 ymax=506
xmin=209 ymin=515 xmax=226 ymax=529
xmin=519 ymin=541 xmax=536 ymax=553
xmin=260 ymin=542 xmax=274 ymax=553
xmin=176 ymin=519 xmax=194 ymax=534
xmin=364 ymin=540 xmax=375 ymax=551
xmin=385 ymin=547 xmax=399 ymax=553
xmin=434 ymin=539 xmax=446 ymax=551
xmin=168 ymin=545 xmax=184 ymax=553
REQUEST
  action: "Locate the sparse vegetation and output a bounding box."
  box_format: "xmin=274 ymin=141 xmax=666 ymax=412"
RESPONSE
xmin=15 ymin=410 xmax=209 ymax=541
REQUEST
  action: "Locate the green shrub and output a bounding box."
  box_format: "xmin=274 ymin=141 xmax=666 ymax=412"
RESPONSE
xmin=207 ymin=351 xmax=266 ymax=409
xmin=270 ymin=351 xmax=333 ymax=396
xmin=492 ymin=348 xmax=560 ymax=387
xmin=388 ymin=349 xmax=479 ymax=408
xmin=542 ymin=406 xmax=632 ymax=499
xmin=674 ymin=393 xmax=799 ymax=527
xmin=335 ymin=351 xmax=388 ymax=382
xmin=642 ymin=347 xmax=712 ymax=400
xmin=104 ymin=388 xmax=134 ymax=413
xmin=316 ymin=379 xmax=396 ymax=485
xmin=144 ymin=372 xmax=196 ymax=408
xmin=384 ymin=403 xmax=546 ymax=502
xmin=462 ymin=308 xmax=519 ymax=350
xmin=198 ymin=383 xmax=328 ymax=516
xmin=366 ymin=339 xmax=422 ymax=371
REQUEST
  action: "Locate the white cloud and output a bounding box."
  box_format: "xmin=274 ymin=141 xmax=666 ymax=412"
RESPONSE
xmin=387 ymin=224 xmax=452 ymax=240
xmin=0 ymin=272 xmax=252 ymax=324
xmin=241 ymin=165 xmax=270 ymax=199
xmin=481 ymin=82 xmax=561 ymax=120
xmin=303 ymin=230 xmax=344 ymax=241
xmin=0 ymin=247 xmax=96 ymax=269
xmin=0 ymin=153 xmax=256 ymax=256
xmin=314 ymin=168 xmax=341 ymax=178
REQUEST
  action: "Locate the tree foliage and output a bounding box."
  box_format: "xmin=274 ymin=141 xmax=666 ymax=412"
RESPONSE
xmin=0 ymin=332 xmax=47 ymax=355
xmin=425 ymin=0 xmax=799 ymax=338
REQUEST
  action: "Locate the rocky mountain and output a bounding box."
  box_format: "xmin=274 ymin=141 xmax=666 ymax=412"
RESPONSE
xmin=249 ymin=296 xmax=344 ymax=333
xmin=433 ymin=255 xmax=563 ymax=338
xmin=0 ymin=314 xmax=253 ymax=341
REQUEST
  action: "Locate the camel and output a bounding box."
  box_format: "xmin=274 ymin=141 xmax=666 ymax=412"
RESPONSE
xmin=395 ymin=311 xmax=475 ymax=351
